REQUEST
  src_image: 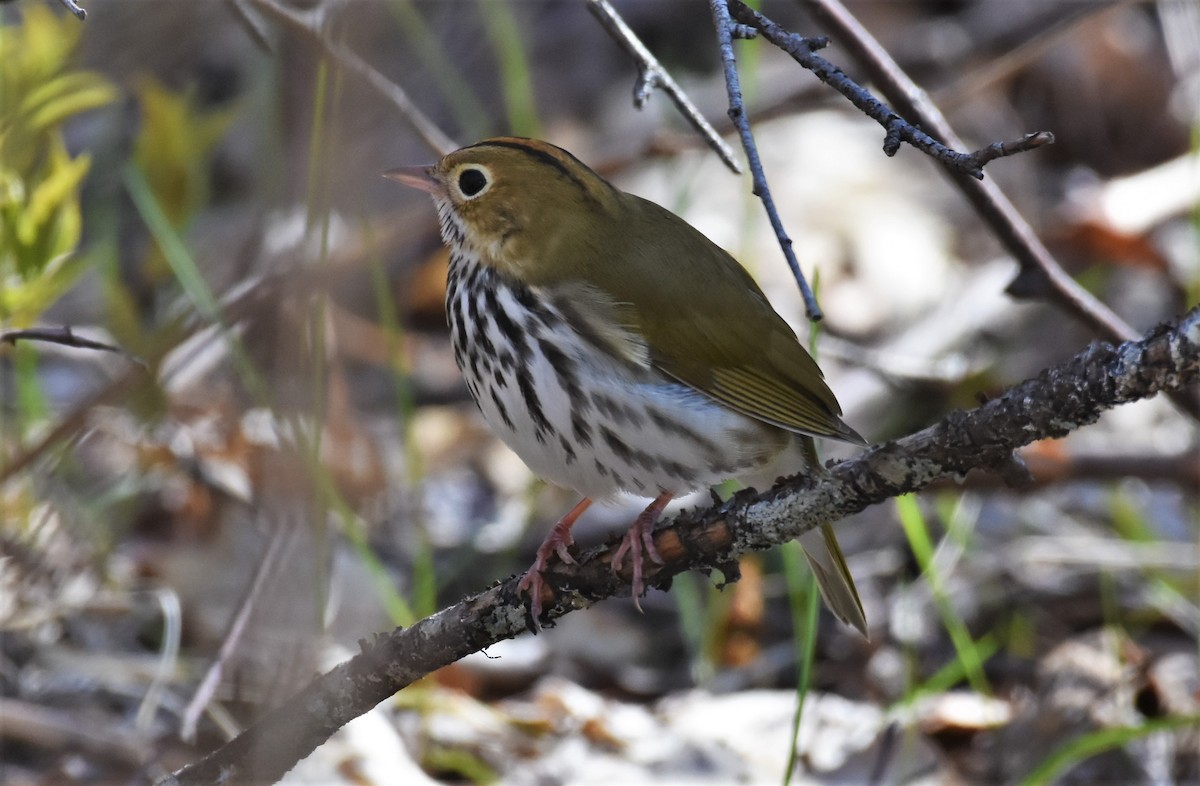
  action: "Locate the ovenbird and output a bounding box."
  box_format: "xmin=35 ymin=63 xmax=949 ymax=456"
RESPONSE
xmin=388 ymin=137 xmax=867 ymax=635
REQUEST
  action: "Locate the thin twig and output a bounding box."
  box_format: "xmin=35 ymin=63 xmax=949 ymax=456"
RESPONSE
xmin=1 ymin=326 xmax=148 ymax=368
xmin=180 ymin=523 xmax=293 ymax=743
xmin=224 ymin=0 xmax=275 ymax=54
xmin=728 ymin=2 xmax=1054 ymax=179
xmin=57 ymin=0 xmax=87 ymax=20
xmin=166 ymin=306 xmax=1200 ymax=785
xmin=967 ymin=131 xmax=1057 ymax=169
xmin=933 ymin=2 xmax=1111 ymax=112
xmin=792 ymin=0 xmax=1129 ymax=341
xmin=795 ymin=0 xmax=1200 ymax=421
xmin=0 ymin=207 xmax=419 ymax=488
xmin=248 ymin=0 xmax=457 ymax=156
xmin=707 ymin=0 xmax=823 ymax=321
xmin=0 ymin=698 xmax=150 ymax=767
xmin=587 ymin=0 xmax=742 ymax=174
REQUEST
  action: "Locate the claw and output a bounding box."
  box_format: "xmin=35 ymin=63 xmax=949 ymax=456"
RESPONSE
xmin=642 ymin=521 xmax=664 ymax=565
xmin=517 ymin=497 xmax=592 ymax=630
xmin=516 ymin=569 xmax=548 ymax=626
xmin=612 ymin=491 xmax=673 ymax=612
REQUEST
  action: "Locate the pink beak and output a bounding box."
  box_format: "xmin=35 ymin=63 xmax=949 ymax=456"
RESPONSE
xmin=384 ymin=165 xmax=441 ymax=194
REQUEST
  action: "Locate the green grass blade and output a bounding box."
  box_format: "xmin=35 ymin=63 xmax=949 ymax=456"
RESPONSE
xmin=385 ymin=0 xmax=490 ymax=140
xmin=895 ymin=493 xmax=991 ymax=696
xmin=480 ymin=0 xmax=541 ymax=137
xmin=1018 ymin=713 xmax=1200 ymax=786
xmin=363 ymin=230 xmax=436 ymax=619
xmin=12 ymin=344 xmax=48 ymax=425
xmin=782 ymin=540 xmax=820 ymax=785
xmin=122 ymin=163 xmax=270 ymax=404
xmin=339 ymin=499 xmax=418 ymax=628
xmin=904 ymin=633 xmax=1000 ymax=703
xmin=672 ymin=571 xmax=714 ymax=685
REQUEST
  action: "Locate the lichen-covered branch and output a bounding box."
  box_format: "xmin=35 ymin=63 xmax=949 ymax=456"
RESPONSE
xmin=728 ymin=308 xmax=1200 ymax=554
xmin=165 ymin=307 xmax=1199 ymax=786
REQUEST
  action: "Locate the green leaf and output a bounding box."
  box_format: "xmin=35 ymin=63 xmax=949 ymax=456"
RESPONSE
xmin=0 ymin=251 xmax=89 ymax=326
xmin=0 ymin=0 xmax=116 ymax=327
xmin=133 ymin=77 xmax=233 ymax=229
xmin=8 ymin=6 xmax=81 ymax=87
xmin=24 ymin=73 xmax=117 ymax=133
xmin=16 ymin=139 xmax=90 ymax=260
xmin=896 ymin=494 xmax=992 ymax=696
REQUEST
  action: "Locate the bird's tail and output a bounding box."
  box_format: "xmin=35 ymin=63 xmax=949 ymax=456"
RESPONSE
xmin=799 ymin=523 xmax=868 ymax=637
xmin=744 ymin=434 xmax=868 ymax=636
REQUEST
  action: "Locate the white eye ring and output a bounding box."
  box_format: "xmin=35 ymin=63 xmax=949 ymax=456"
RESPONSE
xmin=453 ymin=165 xmax=492 ymax=200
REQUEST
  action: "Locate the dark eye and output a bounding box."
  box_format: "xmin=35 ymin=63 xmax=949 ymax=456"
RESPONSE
xmin=458 ymin=167 xmax=488 ymax=197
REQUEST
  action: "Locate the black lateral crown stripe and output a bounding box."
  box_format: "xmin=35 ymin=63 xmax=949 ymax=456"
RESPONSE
xmin=467 ymin=138 xmax=614 ymax=200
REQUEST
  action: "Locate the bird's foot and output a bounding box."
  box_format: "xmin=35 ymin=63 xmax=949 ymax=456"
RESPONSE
xmin=612 ymin=491 xmax=673 ymax=611
xmin=516 ymin=498 xmax=591 ymax=629
xmin=515 ymin=568 xmax=549 ymax=630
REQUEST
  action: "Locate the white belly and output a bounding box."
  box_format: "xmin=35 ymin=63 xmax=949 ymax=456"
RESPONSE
xmin=447 ymin=258 xmax=788 ymax=500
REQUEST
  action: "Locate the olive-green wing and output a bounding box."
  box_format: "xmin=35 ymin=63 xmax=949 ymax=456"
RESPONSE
xmin=568 ymin=194 xmax=864 ymax=445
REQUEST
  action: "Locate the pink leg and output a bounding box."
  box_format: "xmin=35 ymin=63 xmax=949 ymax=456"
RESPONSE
xmin=517 ymin=497 xmax=592 ymax=626
xmin=612 ymin=491 xmax=673 ymax=611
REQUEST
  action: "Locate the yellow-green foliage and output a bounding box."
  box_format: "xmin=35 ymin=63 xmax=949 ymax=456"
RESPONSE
xmin=132 ymin=77 xmax=233 ymax=282
xmin=0 ymin=5 xmax=116 ymax=325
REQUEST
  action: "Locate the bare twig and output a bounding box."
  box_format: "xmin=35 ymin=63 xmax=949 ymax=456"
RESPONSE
xmin=0 ymin=698 xmax=151 ymax=768
xmin=224 ymin=0 xmax=275 ymax=54
xmin=57 ymin=0 xmax=87 ymax=20
xmin=967 ymin=131 xmax=1057 ymax=169
xmin=934 ymin=3 xmax=1110 ymax=112
xmin=180 ymin=523 xmax=293 ymax=742
xmin=587 ymin=0 xmax=742 ymax=175
xmin=792 ymin=0 xmax=1128 ymax=341
xmin=727 ymin=1 xmax=1054 ymax=179
xmin=247 ymin=0 xmax=457 ymax=156
xmin=707 ymin=0 xmax=823 ymax=321
xmin=795 ymin=0 xmax=1200 ymax=421
xmin=0 ymin=368 xmax=144 ymax=483
xmin=0 ymin=206 xmax=424 ymax=488
xmin=165 ymin=306 xmax=1200 ymax=786
xmin=1 ymin=326 xmax=148 ymax=368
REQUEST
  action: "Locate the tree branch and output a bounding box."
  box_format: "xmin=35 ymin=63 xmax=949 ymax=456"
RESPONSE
xmin=164 ymin=306 xmax=1200 ymax=786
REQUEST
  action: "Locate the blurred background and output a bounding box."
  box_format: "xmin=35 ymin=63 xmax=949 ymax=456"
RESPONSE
xmin=1 ymin=0 xmax=1197 ymax=783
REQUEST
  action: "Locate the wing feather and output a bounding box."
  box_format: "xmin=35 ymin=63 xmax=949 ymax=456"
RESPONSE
xmin=538 ymin=193 xmax=864 ymax=445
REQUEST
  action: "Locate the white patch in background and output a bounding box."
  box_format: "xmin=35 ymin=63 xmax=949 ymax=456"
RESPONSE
xmin=617 ymin=110 xmax=959 ymax=337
